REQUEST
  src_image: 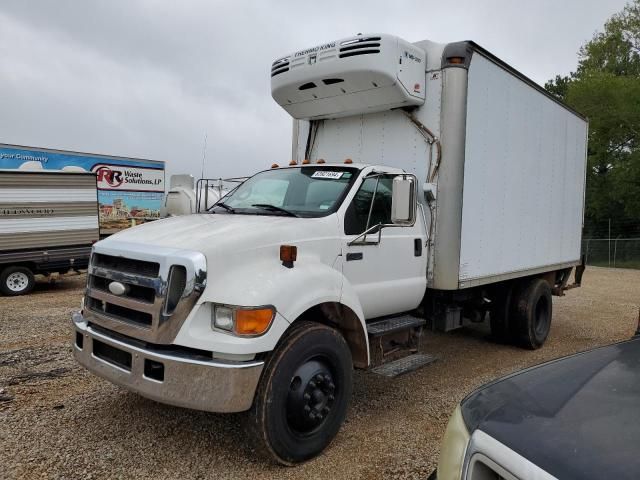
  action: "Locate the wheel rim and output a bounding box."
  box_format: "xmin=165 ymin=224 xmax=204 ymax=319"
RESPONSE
xmin=6 ymin=272 xmax=29 ymax=292
xmin=286 ymin=358 xmax=336 ymax=435
xmin=534 ymin=295 xmax=550 ymax=336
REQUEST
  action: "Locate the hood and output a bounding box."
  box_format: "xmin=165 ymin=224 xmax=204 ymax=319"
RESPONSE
xmin=98 ymin=213 xmax=336 ymax=254
xmin=461 ymin=338 xmax=640 ymax=480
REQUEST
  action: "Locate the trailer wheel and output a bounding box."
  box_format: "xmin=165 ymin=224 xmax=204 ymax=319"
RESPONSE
xmin=512 ymin=278 xmax=552 ymax=349
xmin=490 ymin=285 xmax=513 ymax=343
xmin=248 ymin=321 xmax=353 ymax=465
xmin=0 ymin=266 xmax=36 ymax=296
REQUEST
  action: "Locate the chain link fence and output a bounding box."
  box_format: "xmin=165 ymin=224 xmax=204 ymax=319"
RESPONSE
xmin=582 ymin=238 xmax=640 ymax=269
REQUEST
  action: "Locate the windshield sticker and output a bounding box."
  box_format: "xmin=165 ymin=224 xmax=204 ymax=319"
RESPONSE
xmin=311 ymin=171 xmax=343 ymax=179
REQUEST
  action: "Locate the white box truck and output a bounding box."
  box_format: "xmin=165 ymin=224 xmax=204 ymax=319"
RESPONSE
xmin=72 ymin=34 xmax=588 ymax=464
xmin=0 ymin=170 xmax=99 ymax=295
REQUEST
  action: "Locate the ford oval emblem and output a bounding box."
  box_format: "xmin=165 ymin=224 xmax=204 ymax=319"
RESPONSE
xmin=108 ymin=281 xmax=127 ymax=296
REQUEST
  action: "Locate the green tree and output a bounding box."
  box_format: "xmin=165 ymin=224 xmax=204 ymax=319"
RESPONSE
xmin=544 ymin=74 xmax=573 ymax=101
xmin=545 ymin=0 xmax=640 ymax=237
xmin=577 ymin=1 xmax=640 ymax=76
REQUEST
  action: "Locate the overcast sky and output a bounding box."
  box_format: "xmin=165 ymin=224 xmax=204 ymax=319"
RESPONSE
xmin=0 ymin=0 xmax=629 ymax=180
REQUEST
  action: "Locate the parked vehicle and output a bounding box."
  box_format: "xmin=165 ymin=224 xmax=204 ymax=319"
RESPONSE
xmin=0 ymin=169 xmax=99 ymax=295
xmin=72 ymin=33 xmax=588 ymax=464
xmin=433 ymin=335 xmax=640 ymax=480
xmin=0 ymin=143 xmax=165 ymax=235
xmin=160 ymin=175 xmax=239 ymax=217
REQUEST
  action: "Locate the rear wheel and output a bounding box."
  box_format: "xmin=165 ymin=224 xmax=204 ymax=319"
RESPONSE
xmin=512 ymin=278 xmax=552 ymax=349
xmin=489 ymin=284 xmax=514 ymax=343
xmin=0 ymin=266 xmax=35 ymax=296
xmin=248 ymin=321 xmax=353 ymax=465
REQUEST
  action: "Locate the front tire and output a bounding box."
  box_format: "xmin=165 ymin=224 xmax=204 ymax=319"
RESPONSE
xmin=249 ymin=321 xmax=353 ymax=465
xmin=0 ymin=266 xmax=35 ymax=296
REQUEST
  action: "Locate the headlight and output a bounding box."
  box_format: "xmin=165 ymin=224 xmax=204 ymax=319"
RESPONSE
xmin=213 ymin=305 xmax=235 ymax=331
xmin=437 ymin=405 xmax=471 ymax=480
xmin=211 ymin=304 xmax=275 ymax=336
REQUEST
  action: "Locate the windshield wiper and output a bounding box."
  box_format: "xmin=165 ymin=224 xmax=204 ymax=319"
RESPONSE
xmin=212 ymin=202 xmax=235 ymax=213
xmin=251 ymin=204 xmax=298 ymax=217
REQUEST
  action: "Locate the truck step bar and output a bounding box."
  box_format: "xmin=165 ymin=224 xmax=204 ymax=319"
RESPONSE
xmin=371 ymin=353 xmax=437 ymax=378
xmin=366 ymin=315 xmax=426 ymax=337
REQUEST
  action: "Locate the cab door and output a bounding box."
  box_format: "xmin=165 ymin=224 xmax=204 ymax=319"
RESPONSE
xmin=340 ymin=173 xmax=427 ymax=319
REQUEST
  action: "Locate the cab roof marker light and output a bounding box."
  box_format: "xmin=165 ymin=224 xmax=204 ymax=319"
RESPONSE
xmin=344 ymin=158 xmax=353 ymax=164
xmin=271 ymin=163 xmax=279 ymax=169
xmin=317 ymin=159 xmax=325 ymax=164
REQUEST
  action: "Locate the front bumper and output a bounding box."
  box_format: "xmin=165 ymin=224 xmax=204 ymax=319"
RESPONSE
xmin=72 ymin=312 xmax=264 ymax=413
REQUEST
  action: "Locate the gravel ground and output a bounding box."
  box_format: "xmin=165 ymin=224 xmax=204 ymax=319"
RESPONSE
xmin=1 ymin=267 xmax=639 ymax=479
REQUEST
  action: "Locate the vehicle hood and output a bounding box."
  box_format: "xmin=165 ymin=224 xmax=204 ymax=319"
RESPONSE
xmin=98 ymin=213 xmax=336 ymax=253
xmin=461 ymin=337 xmax=640 ymax=480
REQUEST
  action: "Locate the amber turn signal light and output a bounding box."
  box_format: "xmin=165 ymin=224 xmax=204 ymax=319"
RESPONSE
xmin=447 ymin=56 xmax=465 ymax=64
xmin=235 ymin=308 xmax=275 ymax=336
xmin=280 ymin=244 xmax=297 ymax=268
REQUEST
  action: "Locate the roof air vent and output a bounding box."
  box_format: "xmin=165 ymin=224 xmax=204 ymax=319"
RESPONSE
xmin=271 ymin=57 xmax=290 ymax=77
xmin=322 ymin=78 xmax=344 ymax=85
xmin=339 ymin=36 xmax=381 ymax=58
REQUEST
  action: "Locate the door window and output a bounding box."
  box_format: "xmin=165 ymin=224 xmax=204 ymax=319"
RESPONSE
xmin=344 ymin=176 xmax=393 ymax=235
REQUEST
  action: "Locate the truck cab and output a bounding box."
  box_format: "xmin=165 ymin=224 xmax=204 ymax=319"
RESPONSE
xmin=73 ymin=160 xmax=426 ymax=462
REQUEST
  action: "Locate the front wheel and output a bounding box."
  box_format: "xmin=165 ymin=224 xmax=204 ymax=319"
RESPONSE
xmin=248 ymin=321 xmax=353 ymax=465
xmin=0 ymin=266 xmax=35 ymax=296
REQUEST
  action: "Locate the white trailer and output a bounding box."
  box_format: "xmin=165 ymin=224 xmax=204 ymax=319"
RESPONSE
xmin=72 ymin=34 xmax=588 ymax=464
xmin=0 ymin=170 xmax=99 ymax=295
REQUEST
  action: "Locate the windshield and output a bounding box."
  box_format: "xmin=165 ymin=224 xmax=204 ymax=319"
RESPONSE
xmin=215 ymin=166 xmax=358 ymax=218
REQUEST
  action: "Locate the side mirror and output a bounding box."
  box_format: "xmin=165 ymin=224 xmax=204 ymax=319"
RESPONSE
xmin=391 ymin=175 xmax=417 ymax=225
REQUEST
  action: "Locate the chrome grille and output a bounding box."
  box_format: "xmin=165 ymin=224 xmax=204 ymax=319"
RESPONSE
xmin=84 ymin=246 xmax=207 ymax=344
xmin=92 ymin=253 xmax=160 ymax=277
xmin=90 ymin=273 xmax=155 ymax=303
xmin=86 ymin=295 xmax=153 ymax=326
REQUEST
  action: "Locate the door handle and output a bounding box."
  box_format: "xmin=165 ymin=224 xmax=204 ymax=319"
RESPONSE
xmin=414 ymin=238 xmax=422 ymax=257
xmin=346 ymin=252 xmax=363 ymax=261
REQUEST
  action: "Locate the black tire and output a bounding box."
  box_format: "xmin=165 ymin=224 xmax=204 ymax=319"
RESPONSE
xmin=0 ymin=266 xmax=35 ymax=296
xmin=512 ymin=278 xmax=552 ymax=349
xmin=248 ymin=321 xmax=353 ymax=465
xmin=489 ymin=284 xmax=514 ymax=343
